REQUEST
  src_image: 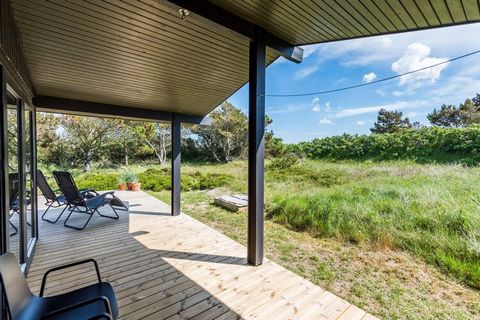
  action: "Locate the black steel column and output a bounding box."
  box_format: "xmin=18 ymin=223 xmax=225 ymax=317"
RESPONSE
xmin=30 ymin=108 xmax=38 ymax=240
xmin=171 ymin=114 xmax=181 ymax=216
xmin=0 ymin=66 xmax=8 ymax=256
xmin=17 ymin=99 xmax=27 ymax=264
xmin=248 ymin=27 xmax=266 ymax=266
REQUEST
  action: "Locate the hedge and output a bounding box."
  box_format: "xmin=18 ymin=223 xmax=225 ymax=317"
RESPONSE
xmin=74 ymin=169 xmax=234 ymax=192
xmin=138 ymin=169 xmax=233 ymax=191
xmin=291 ymin=126 xmax=480 ymax=165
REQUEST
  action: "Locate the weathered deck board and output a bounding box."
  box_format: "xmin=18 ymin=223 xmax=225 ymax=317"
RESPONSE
xmin=26 ymin=191 xmax=377 ymax=319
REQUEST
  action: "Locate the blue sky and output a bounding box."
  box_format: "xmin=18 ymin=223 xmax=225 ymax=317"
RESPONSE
xmin=226 ymin=23 xmax=480 ymax=143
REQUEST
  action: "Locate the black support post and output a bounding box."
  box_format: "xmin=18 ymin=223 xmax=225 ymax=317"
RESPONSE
xmin=30 ymin=108 xmax=38 ymax=240
xmin=0 ymin=66 xmax=8 ymax=256
xmin=247 ymin=28 xmax=266 ymax=266
xmin=171 ymin=114 xmax=181 ymax=216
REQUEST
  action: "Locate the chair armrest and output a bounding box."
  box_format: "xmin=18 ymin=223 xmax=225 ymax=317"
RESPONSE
xmin=41 ymin=296 xmax=113 ymax=320
xmin=80 ymin=188 xmax=99 ymax=196
xmin=89 ymin=312 xmax=113 ymax=320
xmin=40 ymin=259 xmax=102 ymax=297
xmin=99 ymin=191 xmax=115 ymax=198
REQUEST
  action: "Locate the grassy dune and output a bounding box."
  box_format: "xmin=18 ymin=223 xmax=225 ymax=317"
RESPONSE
xmin=150 ymin=160 xmax=480 ymax=319
xmin=267 ymin=161 xmax=480 ymax=289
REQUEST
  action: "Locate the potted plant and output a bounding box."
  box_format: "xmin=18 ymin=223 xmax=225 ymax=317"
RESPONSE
xmin=124 ymin=172 xmax=136 ymax=190
xmin=117 ymin=176 xmax=127 ymax=190
xmin=131 ymin=180 xmax=142 ymax=192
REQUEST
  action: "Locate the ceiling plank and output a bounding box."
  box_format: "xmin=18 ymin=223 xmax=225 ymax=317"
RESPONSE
xmin=163 ymin=0 xmax=303 ymax=63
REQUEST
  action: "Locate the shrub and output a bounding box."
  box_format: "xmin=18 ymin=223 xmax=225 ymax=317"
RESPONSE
xmin=197 ymin=173 xmax=234 ymax=189
xmin=138 ymin=169 xmax=170 ymax=191
xmin=76 ymin=172 xmax=118 ymax=190
xmin=267 ymin=153 xmax=300 ymax=170
xmin=138 ymin=168 xmax=234 ymax=191
xmin=292 ymin=126 xmax=480 ymax=165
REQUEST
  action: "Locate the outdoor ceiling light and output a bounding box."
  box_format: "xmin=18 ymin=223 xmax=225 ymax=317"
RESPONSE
xmin=178 ymin=8 xmax=190 ymax=21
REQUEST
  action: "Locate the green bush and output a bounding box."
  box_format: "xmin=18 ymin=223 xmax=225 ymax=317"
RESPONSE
xmin=138 ymin=169 xmax=170 ymax=191
xmin=138 ymin=168 xmax=233 ymax=191
xmin=267 ymin=153 xmax=300 ymax=170
xmin=197 ymin=172 xmax=234 ymax=189
xmin=292 ymin=126 xmax=480 ymax=165
xmin=76 ymin=172 xmax=118 ymax=190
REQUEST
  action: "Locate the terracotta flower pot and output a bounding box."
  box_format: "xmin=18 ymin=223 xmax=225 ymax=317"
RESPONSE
xmin=132 ymin=182 xmax=141 ymax=191
xmin=118 ymin=184 xmax=127 ymax=191
xmin=127 ymin=182 xmax=133 ymax=190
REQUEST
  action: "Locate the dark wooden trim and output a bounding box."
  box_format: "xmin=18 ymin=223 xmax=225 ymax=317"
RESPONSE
xmin=165 ymin=0 xmax=303 ymax=63
xmin=171 ymin=114 xmax=181 ymax=216
xmin=29 ymin=106 xmax=38 ymax=240
xmin=247 ymin=27 xmax=265 ymax=266
xmin=0 ymin=1 xmax=34 ymax=100
xmin=33 ymin=95 xmax=211 ymax=125
xmin=0 ymin=65 xmax=9 ymax=256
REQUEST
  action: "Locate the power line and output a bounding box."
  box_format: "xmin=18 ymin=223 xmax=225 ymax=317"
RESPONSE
xmin=265 ymin=49 xmax=480 ymax=98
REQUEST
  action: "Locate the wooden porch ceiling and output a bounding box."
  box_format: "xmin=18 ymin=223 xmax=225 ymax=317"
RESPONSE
xmin=10 ymin=0 xmax=480 ymax=117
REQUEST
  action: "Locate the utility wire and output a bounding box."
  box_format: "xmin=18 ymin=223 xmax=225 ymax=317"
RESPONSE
xmin=265 ymin=49 xmax=480 ymax=98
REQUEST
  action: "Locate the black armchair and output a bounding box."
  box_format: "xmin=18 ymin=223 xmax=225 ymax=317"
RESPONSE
xmin=0 ymin=252 xmax=118 ymax=320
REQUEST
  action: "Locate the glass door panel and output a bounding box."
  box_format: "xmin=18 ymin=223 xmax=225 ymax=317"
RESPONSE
xmin=25 ymin=107 xmax=33 ymax=247
xmin=6 ymin=91 xmax=20 ymax=261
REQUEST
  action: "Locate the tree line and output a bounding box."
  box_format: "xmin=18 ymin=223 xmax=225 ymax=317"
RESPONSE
xmin=371 ymin=93 xmax=480 ymax=133
xmin=37 ymin=102 xmax=279 ymax=171
xmin=35 ymin=93 xmax=480 ymax=170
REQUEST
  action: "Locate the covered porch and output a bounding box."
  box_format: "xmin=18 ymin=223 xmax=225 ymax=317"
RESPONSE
xmin=27 ymin=191 xmax=373 ymax=319
xmin=1 ymin=0 xmax=480 ymax=319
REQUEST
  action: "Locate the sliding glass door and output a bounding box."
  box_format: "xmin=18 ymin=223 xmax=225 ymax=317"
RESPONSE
xmin=3 ymin=85 xmax=37 ymax=271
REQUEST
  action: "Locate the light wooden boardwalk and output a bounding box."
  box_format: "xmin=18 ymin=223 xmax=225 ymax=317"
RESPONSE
xmin=27 ymin=191 xmax=377 ymax=320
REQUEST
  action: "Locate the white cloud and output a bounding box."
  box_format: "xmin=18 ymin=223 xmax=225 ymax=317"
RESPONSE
xmin=362 ymin=72 xmax=377 ymax=83
xmin=356 ymin=121 xmax=366 ymax=126
xmin=299 ymin=23 xmax=479 ymax=69
xmin=312 ymin=97 xmax=320 ymax=112
xmin=319 ymin=118 xmax=333 ymax=124
xmin=267 ymin=104 xmax=307 ymax=114
xmin=391 ymin=43 xmax=449 ymax=86
xmin=335 ymin=100 xmax=431 ymax=118
xmin=375 ymin=88 xmax=387 ymax=97
xmin=406 ymin=112 xmax=418 ymax=118
xmin=325 ymin=102 xmax=332 ymax=112
xmin=295 ymin=65 xmax=319 ymax=79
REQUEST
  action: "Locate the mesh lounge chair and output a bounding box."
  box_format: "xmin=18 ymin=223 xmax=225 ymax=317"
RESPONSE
xmin=8 ymin=173 xmax=19 ymax=236
xmin=9 ymin=173 xmax=33 ymax=236
xmin=53 ymin=171 xmax=124 ymax=230
xmin=37 ymin=170 xmax=97 ymax=224
xmin=0 ymin=252 xmax=118 ymax=320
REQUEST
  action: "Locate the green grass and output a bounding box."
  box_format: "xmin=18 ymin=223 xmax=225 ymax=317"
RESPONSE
xmin=148 ymin=159 xmax=480 ymax=319
xmin=40 ymin=159 xmax=480 ymax=318
xmin=267 ymin=161 xmax=480 ymax=289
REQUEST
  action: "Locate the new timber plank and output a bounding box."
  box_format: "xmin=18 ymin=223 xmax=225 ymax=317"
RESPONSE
xmin=26 ymin=191 xmax=376 ymax=319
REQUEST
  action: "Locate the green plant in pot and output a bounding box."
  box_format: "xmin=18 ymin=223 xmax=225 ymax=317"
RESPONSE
xmin=117 ymin=176 xmax=127 ymax=191
xmin=124 ymin=172 xmax=141 ymax=191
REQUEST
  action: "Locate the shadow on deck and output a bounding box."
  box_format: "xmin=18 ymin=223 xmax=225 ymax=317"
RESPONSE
xmin=25 ymin=191 xmax=374 ymax=320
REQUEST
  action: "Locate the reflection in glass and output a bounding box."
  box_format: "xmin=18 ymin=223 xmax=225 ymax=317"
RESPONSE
xmin=7 ymin=93 xmax=20 ymax=261
xmin=25 ymin=107 xmax=33 ymax=246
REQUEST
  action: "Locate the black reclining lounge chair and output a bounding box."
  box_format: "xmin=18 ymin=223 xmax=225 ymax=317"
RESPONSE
xmin=53 ymin=171 xmax=125 ymax=230
xmin=8 ymin=173 xmax=19 ymax=236
xmin=37 ymin=170 xmax=98 ymax=224
xmin=0 ymin=252 xmax=118 ymax=320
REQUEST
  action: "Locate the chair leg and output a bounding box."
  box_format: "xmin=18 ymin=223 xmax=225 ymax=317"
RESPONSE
xmin=42 ymin=204 xmax=67 ymax=224
xmin=97 ymin=204 xmax=120 ymax=220
xmin=64 ymin=207 xmax=95 ymax=231
xmin=9 ymin=220 xmax=18 ymax=236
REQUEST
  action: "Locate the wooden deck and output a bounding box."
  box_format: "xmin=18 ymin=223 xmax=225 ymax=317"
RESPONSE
xmin=27 ymin=191 xmax=377 ymax=320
